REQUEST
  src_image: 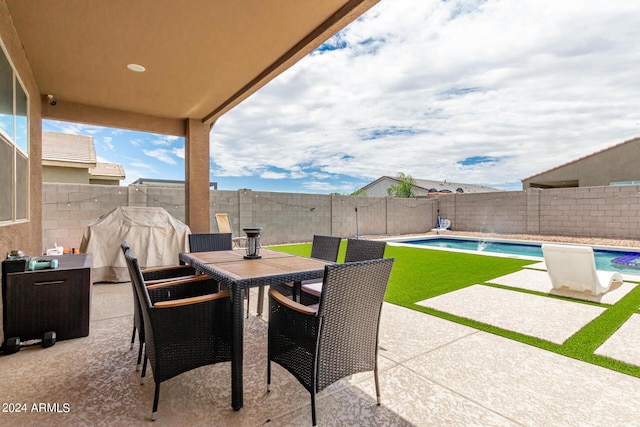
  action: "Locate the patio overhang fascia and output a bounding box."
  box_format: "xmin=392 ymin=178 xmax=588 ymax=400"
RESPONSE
xmin=41 ymin=100 xmax=187 ymax=137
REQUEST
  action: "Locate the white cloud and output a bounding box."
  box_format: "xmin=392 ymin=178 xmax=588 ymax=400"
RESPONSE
xmin=142 ymin=148 xmax=177 ymax=165
xmin=102 ymin=137 xmax=115 ymax=151
xmin=151 ymin=134 xmax=181 ymax=146
xmin=130 ymin=161 xmax=157 ymax=171
xmin=124 ymin=162 xmax=162 ymax=184
xmin=212 ymin=0 xmax=640 ymax=190
xmin=44 ymin=121 xmax=105 ymax=136
xmin=172 ymin=147 xmax=185 ymax=159
xmin=303 ymin=180 xmax=356 ymax=193
xmin=122 ymin=160 xmax=166 ymax=183
xmin=122 ymin=169 xmax=147 ymax=185
xmin=260 ymin=170 xmax=288 ymax=180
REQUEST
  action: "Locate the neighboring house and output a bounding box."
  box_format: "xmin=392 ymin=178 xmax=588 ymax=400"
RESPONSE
xmin=89 ymin=163 xmax=126 ymax=185
xmin=359 ymin=176 xmax=502 ymax=197
xmin=42 ymin=131 xmax=124 ymax=185
xmin=522 ymin=136 xmax=640 ymax=189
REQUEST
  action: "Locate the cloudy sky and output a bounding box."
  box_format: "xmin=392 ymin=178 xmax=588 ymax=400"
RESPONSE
xmin=45 ymin=0 xmax=640 ymax=193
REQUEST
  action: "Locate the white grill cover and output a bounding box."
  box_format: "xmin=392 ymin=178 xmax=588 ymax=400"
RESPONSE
xmin=80 ymin=207 xmax=191 ymax=282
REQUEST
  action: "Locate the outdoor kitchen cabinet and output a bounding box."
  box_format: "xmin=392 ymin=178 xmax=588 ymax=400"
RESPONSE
xmin=2 ymin=254 xmax=92 ymax=345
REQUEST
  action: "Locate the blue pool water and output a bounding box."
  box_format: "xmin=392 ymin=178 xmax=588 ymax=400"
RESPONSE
xmin=397 ymin=237 xmax=640 ymax=274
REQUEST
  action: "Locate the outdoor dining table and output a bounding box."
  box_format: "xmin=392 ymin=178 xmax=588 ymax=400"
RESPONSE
xmin=179 ymin=248 xmax=329 ymax=411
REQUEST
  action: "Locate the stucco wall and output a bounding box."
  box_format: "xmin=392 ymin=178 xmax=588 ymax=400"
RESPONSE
xmin=0 ymin=0 xmax=42 ymax=259
xmin=43 ymin=165 xmax=90 ymax=184
xmin=523 ymin=138 xmax=640 ymax=188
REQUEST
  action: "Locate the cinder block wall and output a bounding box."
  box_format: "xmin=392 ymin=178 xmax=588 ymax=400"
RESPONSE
xmin=42 ymin=183 xmax=640 ymax=254
xmin=438 ymin=191 xmax=527 ymax=234
xmin=537 ymin=185 xmax=640 ymax=239
xmin=436 ymin=186 xmax=640 ymax=239
xmin=386 ymin=197 xmax=434 ymax=235
xmin=42 ymin=183 xmax=128 ymax=251
xmin=332 ymin=195 xmax=388 ymax=237
xmin=144 ymin=186 xmax=186 ymax=220
xmin=249 ymin=191 xmax=333 ymax=244
xmin=210 ymin=189 xmax=241 ymax=234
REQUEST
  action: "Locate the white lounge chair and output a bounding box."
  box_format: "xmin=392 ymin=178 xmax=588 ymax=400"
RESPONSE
xmin=431 ymin=218 xmax=451 ymax=232
xmin=541 ymin=243 xmax=623 ymax=296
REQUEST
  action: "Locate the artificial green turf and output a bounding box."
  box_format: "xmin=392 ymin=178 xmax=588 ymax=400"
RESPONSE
xmin=269 ymin=242 xmax=640 ymax=378
xmin=382 ymin=245 xmax=533 ymax=305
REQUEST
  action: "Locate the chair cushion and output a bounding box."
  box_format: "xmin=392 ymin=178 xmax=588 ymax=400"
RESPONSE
xmin=300 ymin=280 xmax=323 ymax=297
xmin=284 ymin=277 xmax=322 ymax=289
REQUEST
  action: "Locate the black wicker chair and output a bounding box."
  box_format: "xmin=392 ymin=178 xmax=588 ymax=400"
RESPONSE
xmin=188 ymin=232 xmax=233 ymax=252
xmin=124 ymin=247 xmax=232 ymax=421
xmin=267 ymin=257 xmax=394 ymax=426
xmin=121 ymin=241 xmax=218 ymax=372
xmin=309 ymin=235 xmax=342 ymax=261
xmin=275 ymin=235 xmax=341 ymax=301
xmin=344 ymin=238 xmax=387 ymax=262
xmin=300 ymin=239 xmax=387 ymax=304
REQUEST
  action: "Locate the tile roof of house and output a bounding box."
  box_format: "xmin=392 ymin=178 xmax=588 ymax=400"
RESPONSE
xmin=362 ymin=176 xmax=501 ymax=194
xmin=42 ymin=131 xmax=96 ymax=167
xmin=411 ymin=178 xmax=501 ymax=193
xmin=89 ymin=162 xmax=125 ymax=180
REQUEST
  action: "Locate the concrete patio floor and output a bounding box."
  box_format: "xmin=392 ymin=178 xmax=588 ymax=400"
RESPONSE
xmin=2 ymin=280 xmax=640 ymax=426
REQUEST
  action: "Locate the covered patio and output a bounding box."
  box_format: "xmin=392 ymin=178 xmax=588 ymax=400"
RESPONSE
xmin=2 ymin=282 xmax=640 ymax=425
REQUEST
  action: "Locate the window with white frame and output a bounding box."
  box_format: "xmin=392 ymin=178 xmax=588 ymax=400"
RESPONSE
xmin=0 ymin=43 xmax=29 ymax=225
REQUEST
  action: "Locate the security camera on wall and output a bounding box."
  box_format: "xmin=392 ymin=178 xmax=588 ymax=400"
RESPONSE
xmin=47 ymin=94 xmax=57 ymax=106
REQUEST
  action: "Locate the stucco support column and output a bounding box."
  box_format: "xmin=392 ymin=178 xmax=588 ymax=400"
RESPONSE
xmin=185 ymin=119 xmax=212 ymax=233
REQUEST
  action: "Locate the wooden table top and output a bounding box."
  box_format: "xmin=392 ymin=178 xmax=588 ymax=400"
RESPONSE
xmin=181 ymin=249 xmax=328 ymax=283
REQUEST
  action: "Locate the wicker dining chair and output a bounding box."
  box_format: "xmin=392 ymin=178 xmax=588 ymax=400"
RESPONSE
xmin=268 ymin=257 xmax=394 ymax=426
xmin=343 ymin=238 xmax=387 ymax=262
xmin=188 ymin=232 xmax=233 ymax=252
xmin=309 ymin=235 xmax=342 ymax=262
xmin=274 ymin=235 xmax=341 ymax=302
xmin=121 ymin=241 xmax=218 ymax=372
xmin=124 ymin=247 xmax=232 ymax=421
xmin=300 ymin=239 xmax=387 ymax=304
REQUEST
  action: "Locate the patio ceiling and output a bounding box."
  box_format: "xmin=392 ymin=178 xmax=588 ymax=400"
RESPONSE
xmin=6 ymin=0 xmax=377 ymax=129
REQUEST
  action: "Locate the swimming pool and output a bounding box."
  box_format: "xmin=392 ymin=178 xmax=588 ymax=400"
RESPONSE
xmin=389 ymin=236 xmax=640 ymax=274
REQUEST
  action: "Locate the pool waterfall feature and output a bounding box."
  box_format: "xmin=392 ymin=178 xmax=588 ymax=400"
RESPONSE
xmin=478 ymin=239 xmax=490 ymax=252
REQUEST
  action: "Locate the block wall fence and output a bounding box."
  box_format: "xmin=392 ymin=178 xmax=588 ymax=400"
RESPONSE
xmin=41 ymin=183 xmax=640 ymax=253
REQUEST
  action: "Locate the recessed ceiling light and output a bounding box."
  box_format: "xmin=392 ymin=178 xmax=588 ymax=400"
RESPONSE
xmin=127 ymin=63 xmax=146 ymax=72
